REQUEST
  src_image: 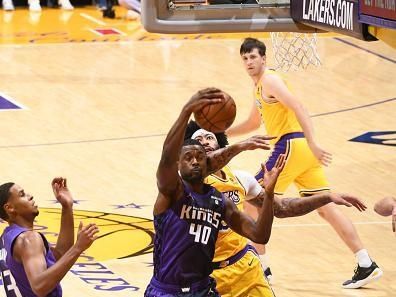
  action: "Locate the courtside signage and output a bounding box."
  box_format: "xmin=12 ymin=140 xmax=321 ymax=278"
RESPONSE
xmin=292 ymin=0 xmax=372 ymax=39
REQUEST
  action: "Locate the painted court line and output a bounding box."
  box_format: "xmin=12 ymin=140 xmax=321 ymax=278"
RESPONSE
xmin=273 ymin=221 xmax=389 ymax=228
xmin=80 ymin=13 xmax=107 ymax=26
xmin=312 ymin=97 xmax=396 ymax=117
xmin=1 ymin=96 xmax=394 ymax=148
xmin=334 ymin=37 xmax=396 ymax=64
xmin=0 ymin=92 xmax=27 ymax=110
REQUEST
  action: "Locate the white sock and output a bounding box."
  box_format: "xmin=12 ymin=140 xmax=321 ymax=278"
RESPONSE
xmin=259 ymin=254 xmax=270 ymax=270
xmin=355 ymin=249 xmax=372 ymax=268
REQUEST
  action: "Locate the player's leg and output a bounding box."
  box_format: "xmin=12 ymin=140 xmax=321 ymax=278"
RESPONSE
xmin=255 ymin=136 xmax=297 ymax=196
xmin=295 ymin=143 xmax=382 ymax=288
xmin=255 ymin=136 xmax=302 ymax=282
xmin=244 ymin=201 xmax=273 ymax=284
xmin=315 ymin=201 xmax=382 ymax=288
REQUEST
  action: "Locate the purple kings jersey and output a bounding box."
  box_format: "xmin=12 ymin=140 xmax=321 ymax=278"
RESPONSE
xmin=152 ymin=182 xmax=225 ymax=288
xmin=0 ymin=224 xmax=62 ymax=297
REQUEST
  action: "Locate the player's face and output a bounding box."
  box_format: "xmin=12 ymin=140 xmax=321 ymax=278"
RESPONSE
xmin=179 ymin=145 xmax=208 ymax=183
xmin=5 ymin=184 xmax=39 ymax=220
xmin=192 ymin=131 xmax=220 ymax=153
xmin=241 ymin=48 xmax=266 ymax=77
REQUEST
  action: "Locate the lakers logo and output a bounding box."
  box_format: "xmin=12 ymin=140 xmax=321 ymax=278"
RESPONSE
xmin=223 ymin=190 xmax=240 ymax=204
xmin=0 ymin=208 xmax=154 ymax=261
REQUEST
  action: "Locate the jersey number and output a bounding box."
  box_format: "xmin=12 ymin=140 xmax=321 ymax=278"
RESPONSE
xmin=189 ymin=224 xmax=211 ymax=244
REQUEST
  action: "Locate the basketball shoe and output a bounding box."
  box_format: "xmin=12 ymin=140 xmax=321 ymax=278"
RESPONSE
xmin=342 ymin=262 xmax=383 ymax=289
xmin=59 ymin=0 xmax=73 ymax=10
xmin=264 ymin=267 xmax=273 ymax=285
xmin=2 ymin=0 xmax=14 ymax=10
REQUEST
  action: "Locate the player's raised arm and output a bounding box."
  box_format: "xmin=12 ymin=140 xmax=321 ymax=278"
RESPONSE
xmin=51 ymin=177 xmax=74 ymax=260
xmin=246 ymin=167 xmax=367 ymax=217
xmin=224 ymin=155 xmax=285 ymax=244
xmin=154 ymin=88 xmax=224 ymax=213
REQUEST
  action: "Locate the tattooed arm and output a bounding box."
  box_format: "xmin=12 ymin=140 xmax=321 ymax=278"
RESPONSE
xmin=206 ymin=135 xmax=274 ymax=175
xmin=248 ymin=192 xmax=367 ymax=218
xmin=224 ymin=155 xmax=285 ymax=244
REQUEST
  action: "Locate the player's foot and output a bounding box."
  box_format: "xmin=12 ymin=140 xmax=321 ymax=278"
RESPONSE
xmin=28 ymin=0 xmax=41 ymax=11
xmin=342 ymin=262 xmax=383 ymax=289
xmin=59 ymin=0 xmax=73 ymax=10
xmin=264 ymin=267 xmax=273 ymax=285
xmin=2 ymin=0 xmax=15 ymax=11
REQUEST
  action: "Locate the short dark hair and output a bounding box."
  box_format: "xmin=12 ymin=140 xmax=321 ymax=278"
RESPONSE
xmin=240 ymin=38 xmax=266 ymax=56
xmin=184 ymin=120 xmax=229 ymax=148
xmin=182 ymin=138 xmax=204 ymax=148
xmin=0 ymin=182 xmax=14 ymax=220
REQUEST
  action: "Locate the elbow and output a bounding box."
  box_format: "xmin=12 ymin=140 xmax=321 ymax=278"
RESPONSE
xmin=30 ymin=278 xmax=57 ymax=297
xmin=274 ymin=209 xmax=287 ymax=218
xmin=373 ymin=200 xmax=387 ymax=216
xmin=373 ymin=203 xmax=388 ymax=216
xmin=373 ymin=202 xmax=381 ymax=215
xmin=252 ymin=119 xmax=261 ymax=130
xmin=261 ymin=237 xmax=270 ymax=245
xmin=31 ymin=284 xmax=50 ymax=297
xmin=255 ymin=237 xmax=270 ymax=245
xmin=251 ymin=232 xmax=271 ymax=244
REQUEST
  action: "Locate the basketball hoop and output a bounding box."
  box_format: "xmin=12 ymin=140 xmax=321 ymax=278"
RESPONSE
xmin=270 ymin=32 xmax=321 ymax=72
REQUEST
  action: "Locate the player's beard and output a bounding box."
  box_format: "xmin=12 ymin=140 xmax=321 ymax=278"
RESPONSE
xmin=182 ymin=170 xmax=204 ymax=184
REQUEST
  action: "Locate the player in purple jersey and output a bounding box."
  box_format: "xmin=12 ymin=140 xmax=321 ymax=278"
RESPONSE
xmin=0 ymin=178 xmax=98 ymax=297
xmin=145 ymin=88 xmax=286 ymax=297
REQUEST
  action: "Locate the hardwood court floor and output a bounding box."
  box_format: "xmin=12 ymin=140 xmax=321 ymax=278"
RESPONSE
xmin=0 ymin=7 xmax=395 ymax=297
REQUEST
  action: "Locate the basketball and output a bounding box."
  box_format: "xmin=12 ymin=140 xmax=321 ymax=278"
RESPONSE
xmin=193 ymin=92 xmax=236 ymax=133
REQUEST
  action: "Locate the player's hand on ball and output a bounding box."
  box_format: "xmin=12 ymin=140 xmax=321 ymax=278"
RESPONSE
xmin=184 ymin=88 xmax=224 ymax=114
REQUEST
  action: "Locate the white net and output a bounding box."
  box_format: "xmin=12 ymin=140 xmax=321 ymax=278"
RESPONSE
xmin=270 ymin=32 xmax=321 ymax=72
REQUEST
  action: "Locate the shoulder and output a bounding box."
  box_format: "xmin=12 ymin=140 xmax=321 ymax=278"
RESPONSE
xmin=13 ymin=231 xmax=45 ymax=259
xmin=262 ymin=71 xmax=285 ymax=87
xmin=233 ymin=169 xmax=254 ymax=186
xmin=233 ymin=170 xmax=261 ymax=199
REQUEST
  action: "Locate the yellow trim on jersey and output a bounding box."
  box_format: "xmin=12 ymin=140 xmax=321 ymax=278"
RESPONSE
xmin=255 ymin=69 xmax=302 ymax=144
xmin=205 ymin=166 xmax=248 ymax=262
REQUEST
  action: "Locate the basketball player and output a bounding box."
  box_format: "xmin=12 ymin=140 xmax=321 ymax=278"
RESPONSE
xmin=374 ymin=196 xmax=396 ymax=234
xmin=0 ymin=177 xmax=98 ymax=297
xmin=185 ymin=121 xmax=368 ymax=297
xmin=144 ymin=88 xmax=284 ymax=297
xmin=226 ymin=37 xmax=383 ymax=289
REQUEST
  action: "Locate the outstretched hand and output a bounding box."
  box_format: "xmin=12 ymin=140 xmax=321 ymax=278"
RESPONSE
xmin=329 ymin=193 xmax=367 ymax=211
xmin=75 ymin=222 xmax=99 ymax=252
xmin=184 ymin=88 xmax=224 ymax=114
xmin=239 ymin=135 xmax=276 ymax=151
xmin=52 ymin=177 xmax=73 ymax=208
xmin=261 ymin=154 xmax=286 ymax=195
